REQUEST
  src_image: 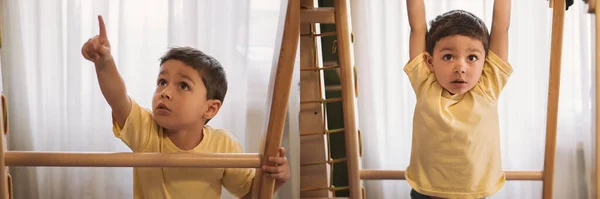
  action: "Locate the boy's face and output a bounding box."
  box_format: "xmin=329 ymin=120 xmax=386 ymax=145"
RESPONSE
xmin=426 ymin=35 xmax=485 ymax=95
xmin=152 ymin=60 xmax=221 ymax=130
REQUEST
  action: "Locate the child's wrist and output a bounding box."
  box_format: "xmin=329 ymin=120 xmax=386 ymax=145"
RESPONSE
xmin=94 ymin=56 xmax=115 ymax=70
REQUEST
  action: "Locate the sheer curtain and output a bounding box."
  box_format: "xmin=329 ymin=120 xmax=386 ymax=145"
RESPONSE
xmin=351 ymin=0 xmax=596 ymax=198
xmin=0 ymin=0 xmax=298 ymax=199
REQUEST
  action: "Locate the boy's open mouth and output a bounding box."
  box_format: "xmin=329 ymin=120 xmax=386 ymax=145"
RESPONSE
xmin=157 ymin=103 xmax=171 ymax=111
xmin=451 ymin=79 xmax=467 ymax=84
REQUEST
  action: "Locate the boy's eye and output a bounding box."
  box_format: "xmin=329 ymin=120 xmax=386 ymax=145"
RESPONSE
xmin=179 ymin=82 xmax=189 ymax=90
xmin=468 ymin=55 xmax=478 ymax=62
xmin=157 ymin=79 xmax=167 ymax=86
xmin=442 ymin=54 xmax=453 ymax=61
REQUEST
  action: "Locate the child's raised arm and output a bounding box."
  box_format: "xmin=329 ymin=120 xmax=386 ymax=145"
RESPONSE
xmin=489 ymin=0 xmax=511 ymax=62
xmin=407 ymin=0 xmax=427 ymax=60
xmin=82 ymin=15 xmax=131 ymax=128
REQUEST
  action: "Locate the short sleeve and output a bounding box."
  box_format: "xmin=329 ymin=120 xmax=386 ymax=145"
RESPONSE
xmin=112 ymin=99 xmax=153 ymax=152
xmin=404 ymin=52 xmax=433 ymax=96
xmin=477 ymin=51 xmax=513 ymax=101
xmin=222 ymin=141 xmax=256 ymax=198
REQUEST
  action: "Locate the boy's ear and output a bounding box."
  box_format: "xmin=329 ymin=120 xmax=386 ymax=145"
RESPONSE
xmin=424 ymin=52 xmax=434 ymax=72
xmin=203 ymin=99 xmax=222 ymax=121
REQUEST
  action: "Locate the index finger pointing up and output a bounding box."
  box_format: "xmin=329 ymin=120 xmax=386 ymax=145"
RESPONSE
xmin=98 ymin=15 xmax=107 ymax=38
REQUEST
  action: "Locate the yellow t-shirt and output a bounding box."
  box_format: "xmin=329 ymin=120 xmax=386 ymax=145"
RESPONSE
xmin=404 ymin=51 xmax=512 ymax=199
xmin=113 ymin=100 xmax=255 ymax=199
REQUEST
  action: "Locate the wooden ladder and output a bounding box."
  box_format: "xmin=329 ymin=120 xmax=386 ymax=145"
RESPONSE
xmin=299 ymin=0 xmax=361 ymax=198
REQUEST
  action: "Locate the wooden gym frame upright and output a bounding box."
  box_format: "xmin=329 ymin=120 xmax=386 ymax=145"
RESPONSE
xmin=0 ymin=0 xmax=299 ymax=199
xmin=300 ymin=0 xmax=600 ymax=198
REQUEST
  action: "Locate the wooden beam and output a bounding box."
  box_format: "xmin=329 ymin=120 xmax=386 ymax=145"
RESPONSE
xmin=359 ymin=170 xmax=544 ymax=181
xmin=543 ymin=0 xmax=565 ymax=198
xmin=0 ymin=95 xmax=7 ymax=199
xmin=252 ymin=0 xmax=300 ymax=198
xmin=301 ymin=8 xmax=335 ymax=24
xmin=333 ymin=0 xmax=361 ymax=198
xmin=595 ymin=0 xmax=600 ymax=197
xmin=4 ymin=152 xmax=261 ymax=168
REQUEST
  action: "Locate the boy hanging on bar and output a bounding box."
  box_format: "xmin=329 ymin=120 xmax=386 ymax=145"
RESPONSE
xmin=404 ymin=0 xmax=511 ymax=198
xmin=81 ymin=15 xmax=290 ymax=199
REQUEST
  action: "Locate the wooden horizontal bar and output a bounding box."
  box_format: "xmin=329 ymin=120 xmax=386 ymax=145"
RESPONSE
xmin=5 ymin=151 xmax=261 ymax=168
xmin=300 ymin=97 xmax=343 ymax=105
xmin=300 ymin=128 xmax=344 ymax=136
xmin=301 ymin=185 xmax=349 ymax=192
xmin=301 ymin=8 xmax=335 ymax=24
xmin=300 ymin=32 xmax=337 ymax=37
xmin=300 ymin=65 xmax=340 ymax=72
xmin=301 ymin=157 xmax=347 ymax=166
xmin=359 ymin=170 xmax=543 ymax=181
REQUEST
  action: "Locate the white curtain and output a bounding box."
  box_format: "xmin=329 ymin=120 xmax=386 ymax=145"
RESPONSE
xmin=0 ymin=0 xmax=298 ymax=199
xmin=351 ymin=0 xmax=596 ymax=198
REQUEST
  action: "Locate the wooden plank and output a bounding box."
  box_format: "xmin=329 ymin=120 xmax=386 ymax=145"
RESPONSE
xmin=542 ymin=0 xmax=565 ymax=198
xmin=301 ymin=8 xmax=335 ymax=24
xmin=300 ymin=0 xmax=331 ymax=196
xmin=251 ymin=0 xmax=300 ymax=198
xmin=333 ymin=0 xmax=361 ymax=198
xmin=359 ymin=170 xmax=544 ymax=181
xmin=300 ymin=135 xmax=330 ymax=197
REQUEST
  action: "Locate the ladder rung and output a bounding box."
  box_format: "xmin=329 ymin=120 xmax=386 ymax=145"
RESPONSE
xmin=301 ymin=157 xmax=347 ymax=167
xmin=300 ymin=65 xmax=340 ymax=72
xmin=300 ymin=97 xmax=342 ymax=104
xmin=359 ymin=170 xmax=544 ymax=181
xmin=301 ymin=8 xmax=335 ymax=24
xmin=301 ymin=32 xmax=337 ymax=37
xmin=301 ymin=128 xmax=344 ymax=136
xmin=325 ymin=85 xmax=341 ymax=91
xmin=302 ymin=185 xmax=349 ymax=192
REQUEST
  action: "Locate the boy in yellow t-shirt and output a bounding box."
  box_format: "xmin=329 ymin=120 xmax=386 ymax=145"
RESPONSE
xmin=405 ymin=1 xmax=512 ymax=199
xmin=81 ymin=15 xmax=290 ymax=199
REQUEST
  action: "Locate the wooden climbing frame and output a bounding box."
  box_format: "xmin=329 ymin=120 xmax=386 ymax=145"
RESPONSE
xmin=0 ymin=0 xmax=299 ymax=199
xmin=299 ymin=0 xmax=596 ymax=199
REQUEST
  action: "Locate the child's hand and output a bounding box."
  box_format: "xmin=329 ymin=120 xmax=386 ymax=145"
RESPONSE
xmin=262 ymin=147 xmax=290 ymax=189
xmin=82 ymin=15 xmax=112 ymax=64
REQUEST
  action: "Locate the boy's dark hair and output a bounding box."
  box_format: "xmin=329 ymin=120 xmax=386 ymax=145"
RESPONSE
xmin=159 ymin=47 xmax=227 ymax=122
xmin=426 ymin=10 xmax=490 ymax=57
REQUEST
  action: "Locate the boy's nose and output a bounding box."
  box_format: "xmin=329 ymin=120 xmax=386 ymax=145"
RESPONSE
xmin=454 ymin=67 xmax=466 ymax=74
xmin=454 ymin=62 xmax=467 ymax=74
xmin=160 ymin=89 xmax=172 ymax=100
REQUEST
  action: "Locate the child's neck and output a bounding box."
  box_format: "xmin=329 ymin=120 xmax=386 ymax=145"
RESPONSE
xmin=165 ymin=124 xmax=205 ymax=151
